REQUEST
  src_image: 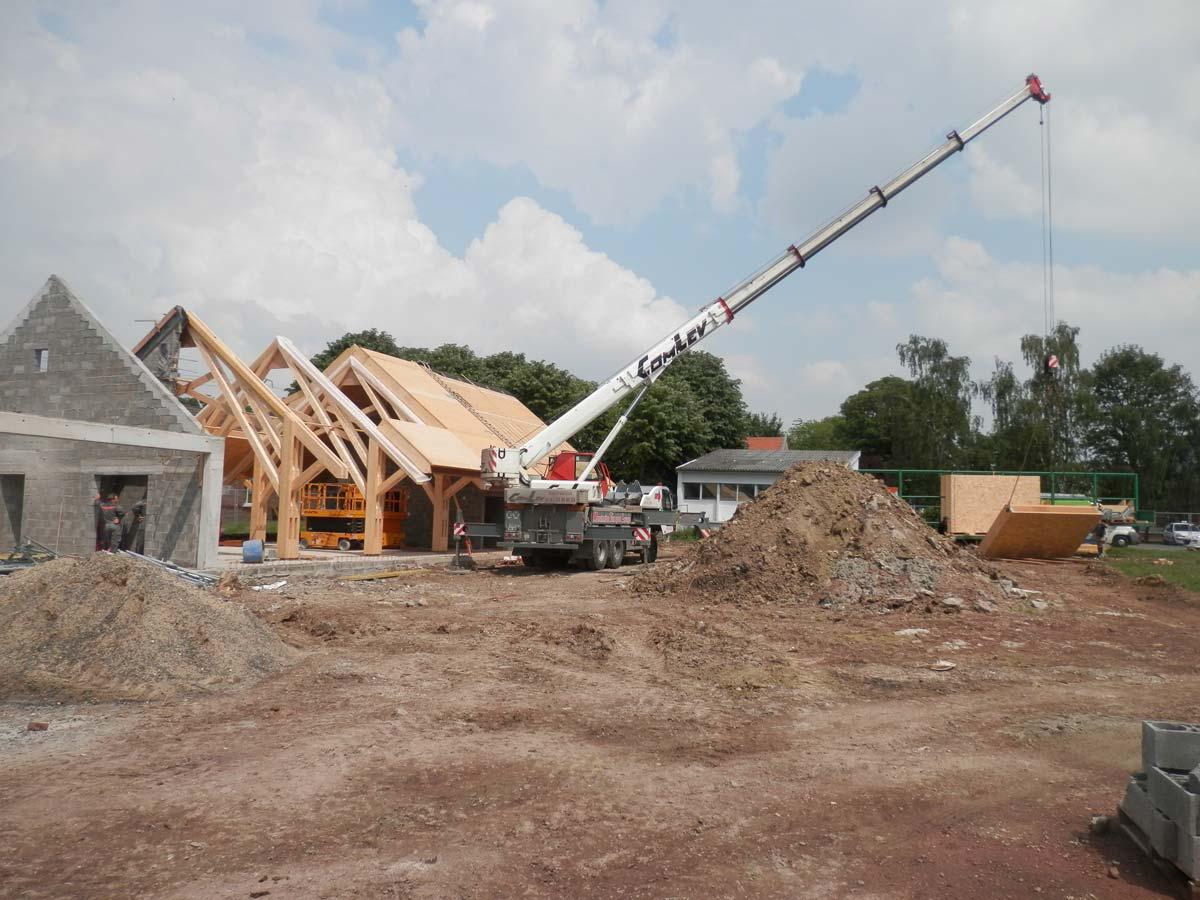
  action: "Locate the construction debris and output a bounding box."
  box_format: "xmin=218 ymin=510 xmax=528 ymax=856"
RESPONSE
xmin=115 ymin=549 xmax=217 ymax=588
xmin=635 ymin=462 xmax=1008 ymax=612
xmin=0 ymin=538 xmax=58 ymax=575
xmin=0 ymin=553 xmax=295 ymax=701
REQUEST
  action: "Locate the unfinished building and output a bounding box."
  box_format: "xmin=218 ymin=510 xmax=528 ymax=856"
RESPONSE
xmin=0 ymin=277 xmax=223 ymax=567
xmin=131 ymin=308 xmax=562 ymax=557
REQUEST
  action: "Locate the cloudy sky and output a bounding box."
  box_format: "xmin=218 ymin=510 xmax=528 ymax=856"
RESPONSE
xmin=2 ymin=1 xmax=1197 ymax=424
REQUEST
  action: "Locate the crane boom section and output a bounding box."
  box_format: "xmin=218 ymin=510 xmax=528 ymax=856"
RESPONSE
xmin=496 ymin=74 xmax=1050 ymax=478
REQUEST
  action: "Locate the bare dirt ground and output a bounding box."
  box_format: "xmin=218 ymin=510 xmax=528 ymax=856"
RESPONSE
xmin=2 ymin=548 xmax=1199 ymax=899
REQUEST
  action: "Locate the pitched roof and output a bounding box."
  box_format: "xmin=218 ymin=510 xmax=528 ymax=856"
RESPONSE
xmin=745 ymin=435 xmax=786 ymax=451
xmin=677 ymin=449 xmax=861 ymax=473
xmin=0 ymin=276 xmax=203 ymax=434
xmin=328 ymin=348 xmax=564 ymax=475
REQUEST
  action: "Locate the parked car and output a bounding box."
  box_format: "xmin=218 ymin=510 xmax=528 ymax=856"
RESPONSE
xmin=1105 ymin=524 xmax=1140 ymax=548
xmin=1163 ymin=522 xmax=1200 ymax=545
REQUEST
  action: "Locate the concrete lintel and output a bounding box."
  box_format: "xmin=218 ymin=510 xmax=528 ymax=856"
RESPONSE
xmin=0 ymin=410 xmax=224 ymax=455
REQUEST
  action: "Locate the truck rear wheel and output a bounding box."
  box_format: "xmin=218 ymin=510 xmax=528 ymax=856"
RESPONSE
xmin=606 ymin=541 xmax=625 ymax=569
xmin=584 ymin=539 xmax=609 ymax=571
xmin=337 ymin=538 xmax=352 ymax=552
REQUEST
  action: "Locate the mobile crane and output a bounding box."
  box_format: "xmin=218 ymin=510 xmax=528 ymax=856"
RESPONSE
xmin=471 ymin=74 xmax=1052 ymax=570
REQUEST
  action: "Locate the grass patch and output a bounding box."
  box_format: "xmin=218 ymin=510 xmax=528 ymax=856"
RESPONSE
xmin=1105 ymin=547 xmax=1200 ymax=593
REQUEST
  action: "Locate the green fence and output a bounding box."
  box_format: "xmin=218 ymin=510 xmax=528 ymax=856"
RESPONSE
xmin=859 ymin=468 xmax=1141 ymax=528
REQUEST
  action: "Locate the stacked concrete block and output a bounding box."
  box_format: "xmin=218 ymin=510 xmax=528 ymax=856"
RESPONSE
xmin=1120 ymin=720 xmax=1200 ymax=880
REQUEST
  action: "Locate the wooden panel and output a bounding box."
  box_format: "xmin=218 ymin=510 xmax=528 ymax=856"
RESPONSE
xmin=941 ymin=474 xmax=1041 ymax=535
xmin=979 ymin=505 xmax=1101 ymax=560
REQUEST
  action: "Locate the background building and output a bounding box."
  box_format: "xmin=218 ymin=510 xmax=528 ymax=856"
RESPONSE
xmin=676 ymin=448 xmax=861 ymax=523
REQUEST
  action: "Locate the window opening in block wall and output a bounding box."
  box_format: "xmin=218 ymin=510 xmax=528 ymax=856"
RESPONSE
xmin=33 ymin=348 xmax=49 ymax=372
xmin=94 ymin=475 xmax=149 ymax=553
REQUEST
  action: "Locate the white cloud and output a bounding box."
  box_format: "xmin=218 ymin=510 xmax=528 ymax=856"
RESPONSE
xmin=742 ymin=0 xmax=1200 ymax=245
xmin=0 ymin=2 xmax=684 ymax=385
xmin=911 ymin=237 xmax=1200 ymax=380
xmin=385 ymin=0 xmax=802 ymax=223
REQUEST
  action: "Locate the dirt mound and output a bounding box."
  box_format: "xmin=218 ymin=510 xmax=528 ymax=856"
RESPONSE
xmin=0 ymin=554 xmax=296 ymax=701
xmin=636 ymin=462 xmax=1007 ymax=613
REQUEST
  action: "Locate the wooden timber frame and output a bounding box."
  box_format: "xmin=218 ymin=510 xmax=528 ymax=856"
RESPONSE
xmin=161 ymin=312 xmax=486 ymax=556
xmin=167 ymin=313 xmax=439 ymax=559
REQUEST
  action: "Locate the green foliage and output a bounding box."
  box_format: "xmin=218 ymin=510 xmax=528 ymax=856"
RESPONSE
xmin=744 ymin=411 xmax=784 ymax=437
xmin=787 ymin=415 xmax=849 ymax=450
xmin=604 ymin=351 xmax=748 ymax=485
xmin=1081 ymin=345 xmax=1200 ymax=509
xmin=897 ymin=335 xmax=976 ymax=468
xmin=1106 ymin=547 xmax=1200 ymax=595
xmin=836 ymin=376 xmax=917 ymax=466
xmin=310 ymin=328 xmax=402 ymax=373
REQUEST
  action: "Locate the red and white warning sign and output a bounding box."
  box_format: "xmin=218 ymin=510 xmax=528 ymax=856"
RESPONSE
xmin=453 ymin=522 xmax=467 ymax=537
xmin=1046 ymin=354 xmax=1059 ymax=370
xmin=632 ymin=527 xmax=651 ymax=543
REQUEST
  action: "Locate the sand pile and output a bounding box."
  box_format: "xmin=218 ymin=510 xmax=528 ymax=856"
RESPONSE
xmin=637 ymin=462 xmax=1008 ymax=613
xmin=0 ymin=554 xmax=296 ymax=701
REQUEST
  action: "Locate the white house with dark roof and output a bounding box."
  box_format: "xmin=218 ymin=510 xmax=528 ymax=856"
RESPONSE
xmin=675 ymin=449 xmax=861 ymax=524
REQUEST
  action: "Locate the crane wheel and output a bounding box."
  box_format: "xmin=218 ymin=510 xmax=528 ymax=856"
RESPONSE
xmin=606 ymin=541 xmax=625 ymax=569
xmin=584 ymin=539 xmax=609 ymax=571
xmin=646 ymin=532 xmax=659 ymax=563
xmin=337 ymin=538 xmax=352 ymax=552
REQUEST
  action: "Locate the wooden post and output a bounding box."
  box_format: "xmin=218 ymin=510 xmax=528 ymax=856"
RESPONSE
xmin=364 ymin=437 xmax=385 ymax=556
xmin=429 ymin=472 xmax=449 ymax=551
xmin=277 ymin=417 xmax=303 ymax=560
xmin=250 ymin=457 xmax=271 ymax=543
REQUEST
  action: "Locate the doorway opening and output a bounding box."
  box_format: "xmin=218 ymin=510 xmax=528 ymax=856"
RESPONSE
xmin=94 ymin=475 xmax=149 ymax=553
xmin=0 ymin=474 xmax=24 ymax=548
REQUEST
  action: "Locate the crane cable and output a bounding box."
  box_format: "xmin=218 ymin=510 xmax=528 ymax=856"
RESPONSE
xmin=1039 ymin=102 xmax=1055 ymax=336
xmin=1006 ymin=103 xmax=1057 ymax=509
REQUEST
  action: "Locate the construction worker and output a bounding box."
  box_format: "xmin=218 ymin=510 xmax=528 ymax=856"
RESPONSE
xmin=103 ymin=515 xmax=121 ymax=552
xmin=97 ymin=493 xmax=121 ymax=550
xmin=1092 ymin=520 xmax=1107 ymax=558
xmin=123 ymin=499 xmax=147 ymax=553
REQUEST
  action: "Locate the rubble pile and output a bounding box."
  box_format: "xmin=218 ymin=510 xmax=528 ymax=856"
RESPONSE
xmin=0 ymin=554 xmax=295 ymax=701
xmin=637 ymin=462 xmax=1010 ymax=613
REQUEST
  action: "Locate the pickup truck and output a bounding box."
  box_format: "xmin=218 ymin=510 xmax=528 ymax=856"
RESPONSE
xmin=1163 ymin=522 xmax=1200 ymax=546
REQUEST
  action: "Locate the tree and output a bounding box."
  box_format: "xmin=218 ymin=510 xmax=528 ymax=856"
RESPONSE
xmin=309 ymin=328 xmax=402 ymax=373
xmin=744 ymin=411 xmax=784 ymax=437
xmin=658 ymin=351 xmax=749 ymax=452
xmin=1081 ymin=345 xmax=1200 ymax=509
xmin=896 ymin=335 xmax=976 ymax=468
xmin=837 ymin=376 xmax=917 ymax=466
xmin=787 ymin=415 xmax=850 ymax=450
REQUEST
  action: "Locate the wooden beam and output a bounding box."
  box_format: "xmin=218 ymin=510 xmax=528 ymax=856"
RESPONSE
xmin=276 ymin=416 xmax=303 ymax=560
xmin=380 ymin=468 xmax=409 ymax=494
xmin=364 ymin=438 xmax=385 ymax=556
xmin=289 ymin=365 xmax=365 ymax=493
xmin=445 ymin=475 xmax=479 ymax=499
xmin=428 ymin=473 xmax=449 ymax=552
xmin=185 ymin=314 xmax=348 ymax=479
xmin=193 ymin=341 xmax=279 ymax=493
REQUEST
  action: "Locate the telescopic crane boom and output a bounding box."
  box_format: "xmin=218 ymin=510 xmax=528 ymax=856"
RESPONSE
xmin=484 ymin=74 xmax=1051 ymax=485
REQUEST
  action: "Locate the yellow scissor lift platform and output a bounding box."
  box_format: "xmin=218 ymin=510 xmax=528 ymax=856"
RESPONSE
xmin=299 ymin=482 xmax=407 ymax=551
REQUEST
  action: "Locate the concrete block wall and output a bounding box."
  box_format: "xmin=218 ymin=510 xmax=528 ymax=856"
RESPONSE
xmin=0 ymin=277 xmax=197 ymax=433
xmin=397 ymin=481 xmax=487 ymax=549
xmin=1121 ymin=720 xmax=1200 ymax=880
xmin=0 ymin=434 xmax=205 ymax=566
